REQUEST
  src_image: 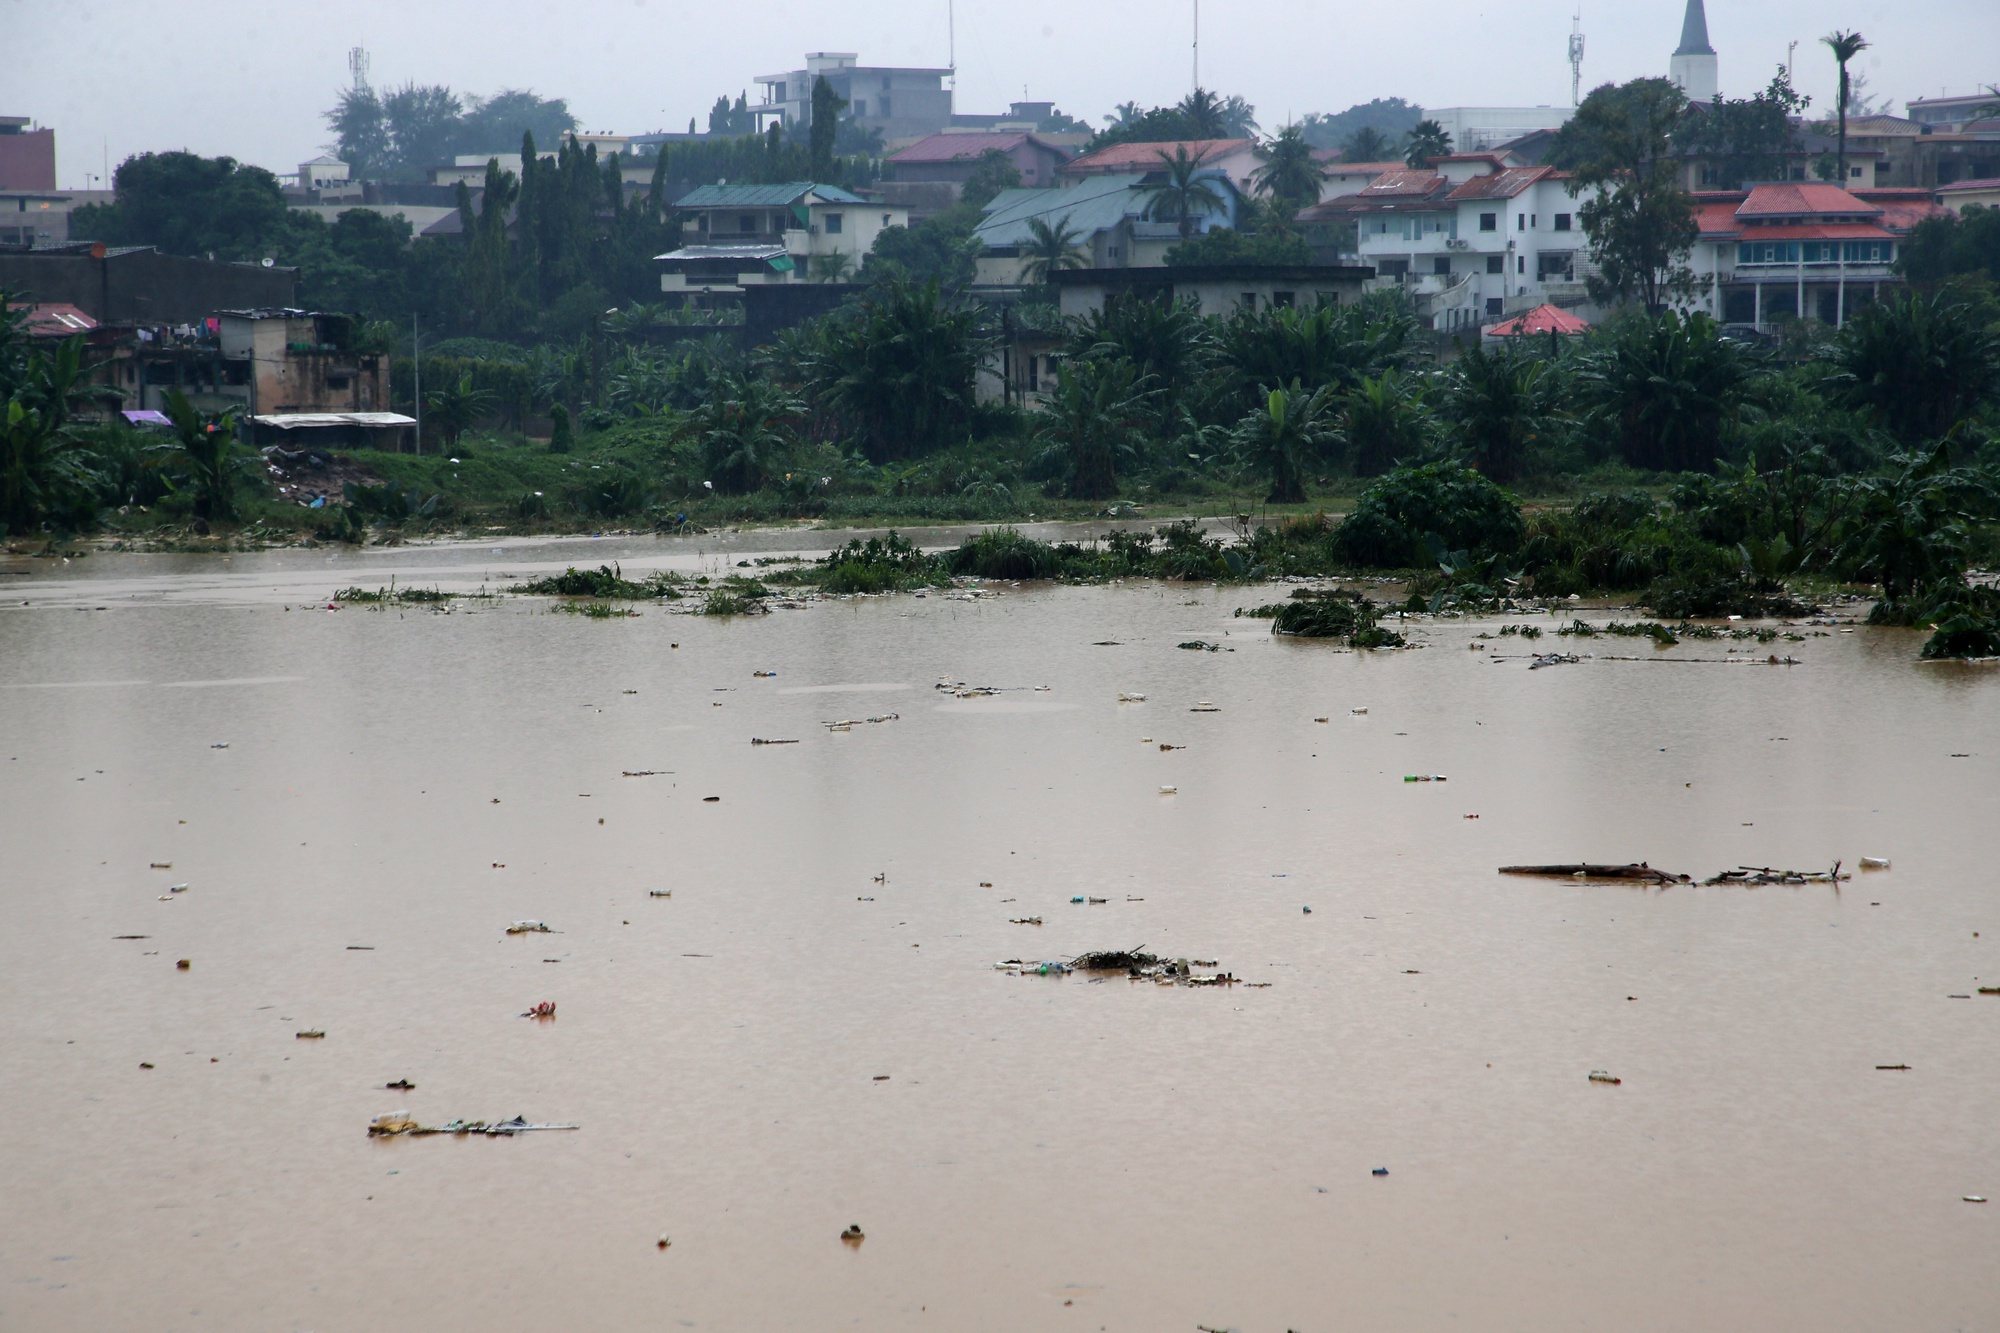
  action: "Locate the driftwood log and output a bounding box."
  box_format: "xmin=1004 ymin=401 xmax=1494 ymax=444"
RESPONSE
xmin=1498 ymin=863 xmax=1691 ymax=884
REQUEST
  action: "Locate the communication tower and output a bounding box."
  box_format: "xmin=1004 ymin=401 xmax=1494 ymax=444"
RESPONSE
xmin=348 ymin=46 xmax=372 ymax=95
xmin=1568 ymin=10 xmax=1586 ymax=106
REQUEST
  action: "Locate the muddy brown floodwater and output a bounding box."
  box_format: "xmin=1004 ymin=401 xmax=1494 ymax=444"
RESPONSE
xmin=2 ymin=530 xmax=1997 ymax=1331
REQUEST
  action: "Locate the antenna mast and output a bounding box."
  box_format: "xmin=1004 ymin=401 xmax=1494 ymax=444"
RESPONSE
xmin=1568 ymin=11 xmax=1585 ymax=106
xmin=1193 ymin=0 xmax=1200 ymax=94
xmin=348 ymin=46 xmax=371 ymax=94
xmin=948 ymin=0 xmax=956 ymax=91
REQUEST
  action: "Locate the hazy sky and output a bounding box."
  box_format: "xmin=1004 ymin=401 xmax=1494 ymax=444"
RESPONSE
xmin=7 ymin=0 xmax=1994 ymax=186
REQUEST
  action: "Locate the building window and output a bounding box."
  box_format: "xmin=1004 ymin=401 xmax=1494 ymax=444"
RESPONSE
xmin=1485 ymin=255 xmax=1504 ymax=274
xmin=1553 ymin=213 xmax=1573 ymax=231
xmin=1433 ymin=257 xmax=1452 ymax=275
xmin=1486 ymin=297 xmax=1503 ymax=317
xmin=880 ymin=95 xmax=892 ymax=116
xmin=1517 ymin=256 xmax=1525 ymax=274
xmin=736 ymin=213 xmax=755 ymax=233
xmin=853 ymin=100 xmax=868 ymax=117
xmin=1240 ymin=292 xmax=1258 ymax=310
xmin=1272 ymin=290 xmax=1296 ymax=308
xmin=1517 ymin=213 xmax=1526 ymax=230
xmin=1850 ymin=165 xmax=1863 ymax=178
xmin=823 ymin=212 xmax=843 ymax=234
xmin=1479 ymin=212 xmax=1497 ymax=231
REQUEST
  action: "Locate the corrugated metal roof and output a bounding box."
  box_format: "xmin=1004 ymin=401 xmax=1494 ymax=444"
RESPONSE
xmin=672 ymin=182 xmax=867 ymax=208
xmin=654 ymin=244 xmax=790 ymax=262
xmin=973 ymin=174 xmax=1153 ymax=247
xmin=1062 ymin=138 xmax=1254 ymax=174
xmin=252 ymin=413 xmax=415 ymax=429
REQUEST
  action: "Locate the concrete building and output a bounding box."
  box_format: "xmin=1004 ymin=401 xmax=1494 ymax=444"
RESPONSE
xmin=1048 ymin=262 xmax=1373 ymax=320
xmin=972 ymin=172 xmax=1245 ymax=285
xmin=215 ymin=309 xmax=386 ymax=416
xmin=1669 ymin=0 xmax=1720 ymax=106
xmin=1685 ymin=183 xmax=1944 ymax=329
xmin=0 ymin=116 xmax=57 ymax=191
xmin=1907 ymin=92 xmax=2000 ymax=132
xmin=886 ymin=133 xmax=1073 ymax=192
xmin=298 ymin=155 xmax=351 ymax=192
xmin=1298 ymin=156 xmax=1601 ymax=331
xmin=1937 ymin=178 xmax=2000 ymax=214
xmin=1422 ymin=108 xmax=1573 ymax=154
xmin=754 ymin=54 xmax=955 ymax=143
xmin=657 ymin=183 xmax=906 ymax=292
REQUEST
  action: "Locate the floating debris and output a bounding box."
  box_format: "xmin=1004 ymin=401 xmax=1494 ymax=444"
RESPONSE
xmin=296 ymin=1029 xmax=326 ymax=1040
xmin=825 ymin=712 xmax=899 ymax=730
xmin=505 ymin=920 xmax=554 ymax=935
xmin=1177 ymin=641 xmax=1229 ymax=652
xmin=1500 ymin=863 xmax=1689 ymax=884
xmin=648 ymin=889 xmax=673 ymax=899
xmin=1701 ymin=863 xmax=1849 ymax=886
xmin=1529 ymin=653 xmax=1581 ymax=669
xmin=1403 ymin=773 xmax=1448 ymax=783
xmin=1859 ymin=856 xmax=1891 ymax=870
xmin=1118 ymin=692 xmax=1147 ymax=702
xmin=1875 ymin=1064 xmax=1911 ymax=1071
xmin=367 ymin=1113 xmax=579 ymax=1138
xmin=520 ymin=1001 xmax=556 ymax=1019
xmin=1189 ymin=701 xmax=1221 ymax=713
xmin=750 ymin=737 xmax=800 ymax=746
xmin=1009 ymin=917 xmax=1043 ymax=926
xmin=840 ymin=1224 xmax=865 ymax=1245
xmin=385 ymin=1079 xmax=416 ymax=1091
xmin=621 ymin=770 xmax=668 ymax=778
xmin=1588 ymin=1070 xmax=1622 ymax=1085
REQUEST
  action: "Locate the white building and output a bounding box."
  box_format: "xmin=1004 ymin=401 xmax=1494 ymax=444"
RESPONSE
xmin=1423 ymin=108 xmax=1574 ymax=154
xmin=1300 ymin=155 xmax=1602 ymax=331
xmin=657 ymin=183 xmax=906 ymax=292
xmin=1669 ymin=0 xmax=1720 ymax=105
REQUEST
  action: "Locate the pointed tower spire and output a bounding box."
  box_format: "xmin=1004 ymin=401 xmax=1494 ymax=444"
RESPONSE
xmin=1676 ymin=0 xmax=1714 ymax=56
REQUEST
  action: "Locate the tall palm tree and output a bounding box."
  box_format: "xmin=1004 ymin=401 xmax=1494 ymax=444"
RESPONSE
xmin=1252 ymin=124 xmax=1329 ymax=213
xmin=424 ymin=372 xmax=495 ymax=447
xmin=159 ymin=390 xmax=245 ymax=523
xmin=1020 ymin=217 xmax=1089 ymax=283
xmin=1145 ymin=146 xmax=1226 ymax=241
xmin=1341 ymin=126 xmax=1394 ymax=165
xmin=1403 ymin=119 xmax=1453 ymax=168
xmin=1178 ymin=88 xmax=1226 ymax=138
xmin=1823 ymin=30 xmax=1870 ymax=182
xmin=1233 ymin=381 xmax=1338 ymax=504
xmin=1104 ymin=101 xmax=1143 ymax=128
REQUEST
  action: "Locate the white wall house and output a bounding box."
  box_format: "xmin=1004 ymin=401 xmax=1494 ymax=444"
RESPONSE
xmin=658 ymin=183 xmax=907 ymax=292
xmin=1304 ymin=157 xmax=1602 ymax=331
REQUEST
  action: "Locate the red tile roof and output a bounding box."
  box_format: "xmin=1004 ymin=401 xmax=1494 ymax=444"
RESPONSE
xmin=1315 ymin=157 xmax=1406 ymax=174
xmin=9 ymin=302 xmax=98 ymax=336
xmin=1487 ymin=304 xmax=1591 ymax=336
xmin=889 ymin=132 xmax=1067 ymax=164
xmin=1736 ymin=182 xmax=1877 ymax=218
xmin=1063 ymin=138 xmax=1255 ymax=174
xmin=1938 ymin=177 xmax=2000 ymax=192
xmin=1695 ymin=188 xmax=1945 ymax=236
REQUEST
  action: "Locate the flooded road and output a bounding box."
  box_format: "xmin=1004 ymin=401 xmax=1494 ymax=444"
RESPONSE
xmin=3 ymin=536 xmax=1996 ymax=1331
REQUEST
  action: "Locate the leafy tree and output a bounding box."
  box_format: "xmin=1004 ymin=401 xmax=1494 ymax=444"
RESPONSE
xmin=158 ymin=390 xmax=245 ymax=523
xmin=1339 ymin=370 xmax=1432 ymax=476
xmin=1216 ymin=294 xmax=1420 ymax=414
xmin=456 ymin=90 xmax=575 ymax=158
xmin=1830 ymin=290 xmax=2000 ymax=446
xmin=1822 ymin=31 xmax=1870 ymax=182
xmin=1896 ymin=205 xmax=2000 ymax=287
xmin=1550 ymin=78 xmax=1700 ymax=312
xmin=1298 ymin=98 xmax=1424 ymax=152
xmin=1145 ymin=146 xmax=1226 ymax=240
xmin=548 ymin=403 xmax=573 ymax=453
xmin=424 ymin=372 xmax=495 ymax=446
xmin=1341 ymin=126 xmax=1394 ymax=164
xmin=1581 ymin=310 xmax=1745 ymax=472
xmin=1066 ymin=295 xmax=1213 ymax=429
xmin=809 ymin=281 xmax=985 ymax=461
xmin=697 ymin=374 xmax=801 ymax=491
xmin=1833 ymin=442 xmax=1996 ymax=611
xmin=1404 ymin=119 xmax=1452 ymax=167
xmin=960 ymin=150 xmax=1022 ymax=210
xmin=1019 ymin=217 xmax=1088 ymax=284
xmin=1252 ymin=125 xmax=1329 ymax=212
xmin=381 ymin=83 xmax=465 ymax=181
xmin=326 ymin=87 xmax=390 ymax=178
xmin=809 ymin=76 xmax=845 ymax=181
xmin=1235 ymin=382 xmax=1338 ymax=503
xmin=1036 ymin=357 xmax=1157 ymax=499
xmin=69 ymin=152 xmax=290 ymax=260
xmin=864 ymin=205 xmax=982 ymax=290
xmin=1445 ymin=342 xmax=1557 ymax=483
xmin=1334 ymin=462 xmax=1526 ymax=566
xmin=1674 ymin=69 xmax=1811 ymax=190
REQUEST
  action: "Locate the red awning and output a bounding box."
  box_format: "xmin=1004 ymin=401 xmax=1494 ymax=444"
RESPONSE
xmin=1486 ymin=304 xmax=1591 ymax=337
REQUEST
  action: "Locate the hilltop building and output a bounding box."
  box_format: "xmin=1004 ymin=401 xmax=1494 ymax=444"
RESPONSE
xmin=754 ymin=54 xmax=955 ymax=142
xmin=656 ymin=182 xmax=906 ymax=292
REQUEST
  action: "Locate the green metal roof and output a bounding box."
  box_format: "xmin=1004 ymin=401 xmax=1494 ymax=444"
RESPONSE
xmin=672 ymin=182 xmax=868 ymax=209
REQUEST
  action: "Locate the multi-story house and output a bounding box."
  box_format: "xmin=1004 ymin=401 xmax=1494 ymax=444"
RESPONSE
xmin=1299 ymin=155 xmax=1600 ymax=331
xmin=657 ymin=183 xmax=907 ymax=292
xmin=1684 ymin=182 xmax=1943 ymax=329
xmin=753 ymin=54 xmax=954 ymax=143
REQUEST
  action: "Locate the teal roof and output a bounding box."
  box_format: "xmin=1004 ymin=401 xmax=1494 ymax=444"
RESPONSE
xmin=673 ymin=182 xmax=868 ymax=208
xmin=973 ymin=174 xmax=1153 ymax=248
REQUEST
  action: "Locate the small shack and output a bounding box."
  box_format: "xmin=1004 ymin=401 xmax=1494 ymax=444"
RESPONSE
xmin=248 ymin=412 xmax=416 ymax=452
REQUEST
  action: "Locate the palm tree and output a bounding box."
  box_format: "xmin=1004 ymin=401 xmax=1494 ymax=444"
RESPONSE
xmin=1104 ymin=101 xmax=1143 ymax=128
xmin=1145 ymin=146 xmax=1226 ymax=241
xmin=1178 ymin=88 xmax=1226 ymax=138
xmin=813 ymin=252 xmax=853 ymax=283
xmin=1019 ymin=217 xmax=1088 ymax=284
xmin=1339 ymin=370 xmax=1432 ymax=477
xmin=696 ymin=374 xmax=802 ymax=493
xmin=423 ymin=372 xmax=495 ymax=447
xmin=1445 ymin=343 xmax=1553 ymax=484
xmin=1252 ymin=125 xmax=1329 ymax=213
xmin=1234 ymin=381 xmax=1338 ymax=504
xmin=159 ymin=389 xmax=245 ymax=523
xmin=1341 ymin=126 xmax=1393 ymax=165
xmin=1035 ymin=357 xmax=1157 ymax=500
xmin=1823 ymin=30 xmax=1870 ymax=182
xmin=1403 ymin=119 xmax=1453 ymax=168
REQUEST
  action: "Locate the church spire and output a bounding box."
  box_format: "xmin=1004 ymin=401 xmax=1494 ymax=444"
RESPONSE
xmin=1676 ymin=0 xmax=1715 ymax=56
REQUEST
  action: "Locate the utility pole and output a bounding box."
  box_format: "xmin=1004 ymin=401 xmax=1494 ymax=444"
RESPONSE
xmin=1192 ymin=0 xmax=1200 ymax=94
xmin=412 ymin=312 xmax=422 ymax=456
